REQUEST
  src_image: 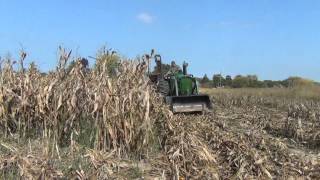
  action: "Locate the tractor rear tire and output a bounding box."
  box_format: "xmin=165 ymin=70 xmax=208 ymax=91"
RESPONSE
xmin=157 ymin=78 xmax=169 ymax=96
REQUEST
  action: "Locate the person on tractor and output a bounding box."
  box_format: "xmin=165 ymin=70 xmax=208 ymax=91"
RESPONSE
xmin=165 ymin=61 xmax=182 ymax=77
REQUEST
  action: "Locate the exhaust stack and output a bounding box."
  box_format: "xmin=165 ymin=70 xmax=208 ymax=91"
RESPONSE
xmin=154 ymin=55 xmax=162 ymax=74
xmin=183 ymin=61 xmax=188 ymax=75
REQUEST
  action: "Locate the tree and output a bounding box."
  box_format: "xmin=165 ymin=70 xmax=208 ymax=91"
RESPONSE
xmin=201 ymin=74 xmax=210 ymax=84
xmin=212 ymin=74 xmax=225 ymax=87
xmin=225 ymin=75 xmax=232 ymax=87
xmin=247 ymin=75 xmax=259 ymax=87
xmin=284 ymin=76 xmax=314 ymax=88
xmin=232 ymin=75 xmax=248 ymax=88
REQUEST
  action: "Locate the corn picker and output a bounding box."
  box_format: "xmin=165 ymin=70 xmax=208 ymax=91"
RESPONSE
xmin=149 ymin=54 xmax=212 ymax=113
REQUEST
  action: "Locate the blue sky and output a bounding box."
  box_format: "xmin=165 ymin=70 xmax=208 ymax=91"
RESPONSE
xmin=0 ymin=0 xmax=319 ymax=81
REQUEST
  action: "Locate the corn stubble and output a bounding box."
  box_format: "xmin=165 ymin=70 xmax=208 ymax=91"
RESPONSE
xmin=0 ymin=49 xmax=320 ymax=179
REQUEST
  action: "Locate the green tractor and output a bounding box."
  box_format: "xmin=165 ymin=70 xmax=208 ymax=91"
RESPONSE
xmin=149 ymin=54 xmax=212 ymax=113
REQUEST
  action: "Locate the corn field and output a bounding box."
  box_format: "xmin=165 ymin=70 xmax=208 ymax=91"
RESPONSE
xmin=0 ymin=48 xmax=320 ymax=179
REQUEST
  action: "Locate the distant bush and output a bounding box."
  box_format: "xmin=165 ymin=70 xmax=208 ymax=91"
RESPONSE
xmin=199 ymin=73 xmax=318 ymax=89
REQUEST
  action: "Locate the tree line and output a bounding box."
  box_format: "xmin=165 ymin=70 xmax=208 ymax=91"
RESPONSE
xmin=199 ymin=74 xmax=317 ymax=88
xmin=141 ymin=61 xmax=317 ymax=89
